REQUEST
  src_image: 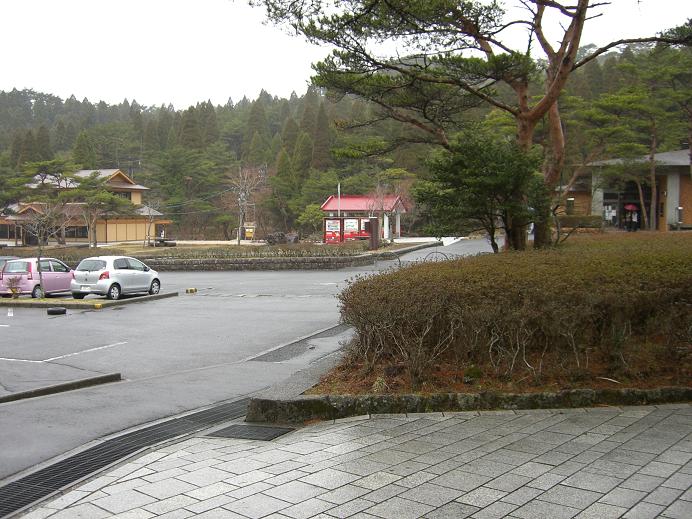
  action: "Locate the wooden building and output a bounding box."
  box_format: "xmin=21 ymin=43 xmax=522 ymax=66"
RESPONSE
xmin=559 ymin=149 xmax=692 ymax=230
xmin=0 ymin=169 xmax=170 ymax=246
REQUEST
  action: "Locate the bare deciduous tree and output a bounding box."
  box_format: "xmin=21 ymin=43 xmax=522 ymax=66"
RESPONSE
xmin=225 ymin=164 xmax=267 ymax=244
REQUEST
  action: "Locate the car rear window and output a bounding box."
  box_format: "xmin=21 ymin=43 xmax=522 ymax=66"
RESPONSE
xmin=4 ymin=261 xmax=30 ymax=273
xmin=76 ymin=259 xmax=107 ymax=271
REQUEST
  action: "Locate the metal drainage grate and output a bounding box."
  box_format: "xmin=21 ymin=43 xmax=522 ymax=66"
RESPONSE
xmin=0 ymin=397 xmax=251 ymax=518
xmin=207 ymin=424 xmax=294 ymax=441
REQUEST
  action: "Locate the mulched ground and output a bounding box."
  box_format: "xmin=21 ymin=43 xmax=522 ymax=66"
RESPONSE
xmin=306 ymin=356 xmax=691 ymax=396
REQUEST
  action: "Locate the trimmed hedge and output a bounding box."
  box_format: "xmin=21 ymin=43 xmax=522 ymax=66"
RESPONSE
xmin=6 ymin=242 xmax=369 ymax=266
xmin=338 ymin=234 xmax=692 ymax=388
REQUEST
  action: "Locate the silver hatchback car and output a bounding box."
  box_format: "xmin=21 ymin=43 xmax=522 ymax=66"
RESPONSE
xmin=70 ymin=256 xmax=161 ymax=300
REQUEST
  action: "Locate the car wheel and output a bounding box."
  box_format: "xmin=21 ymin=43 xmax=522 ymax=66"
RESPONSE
xmin=32 ymin=285 xmax=44 ymax=298
xmin=106 ymin=284 xmax=121 ymax=300
xmin=149 ymin=279 xmax=161 ymax=295
xmin=72 ymin=293 xmax=86 ymax=300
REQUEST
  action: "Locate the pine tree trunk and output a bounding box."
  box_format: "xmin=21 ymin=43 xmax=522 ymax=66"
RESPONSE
xmin=648 ymin=124 xmax=658 ymax=230
xmin=688 ymin=111 xmax=692 ymax=181
xmin=505 ymin=214 xmax=527 ymax=251
xmin=636 ymin=181 xmax=649 ymax=229
xmin=507 ymin=116 xmax=534 ymax=251
xmin=533 ymin=221 xmax=550 ymax=248
xmin=489 ymin=236 xmax=499 ymax=254
xmin=510 ymin=225 xmax=527 ymax=250
xmin=533 ymin=101 xmax=566 ymax=249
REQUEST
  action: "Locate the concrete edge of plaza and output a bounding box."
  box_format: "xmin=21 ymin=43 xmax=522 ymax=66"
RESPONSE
xmin=0 ymin=291 xmax=178 ymax=309
xmin=0 ymin=373 xmax=122 ymax=405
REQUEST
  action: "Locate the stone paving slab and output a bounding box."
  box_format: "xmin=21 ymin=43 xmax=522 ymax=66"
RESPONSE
xmin=19 ymin=404 xmax=692 ymax=518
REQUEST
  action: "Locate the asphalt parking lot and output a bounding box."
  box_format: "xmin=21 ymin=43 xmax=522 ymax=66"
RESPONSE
xmin=0 ymin=268 xmax=362 ymax=480
xmin=0 ymin=239 xmax=495 ymax=482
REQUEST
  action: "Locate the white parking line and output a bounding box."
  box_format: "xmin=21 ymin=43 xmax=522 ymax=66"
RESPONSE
xmin=0 ymin=324 xmax=9 ymax=327
xmin=44 ymin=342 xmax=128 ymax=362
xmin=0 ymin=341 xmax=128 ymax=363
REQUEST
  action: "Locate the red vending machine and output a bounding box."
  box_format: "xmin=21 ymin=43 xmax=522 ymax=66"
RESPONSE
xmin=324 ymin=218 xmax=342 ymax=243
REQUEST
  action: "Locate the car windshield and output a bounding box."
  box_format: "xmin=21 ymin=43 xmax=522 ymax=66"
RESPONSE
xmin=4 ymin=261 xmax=30 ymax=273
xmin=76 ymin=259 xmax=107 ymax=271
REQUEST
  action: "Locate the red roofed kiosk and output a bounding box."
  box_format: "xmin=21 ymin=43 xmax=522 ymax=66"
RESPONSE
xmin=320 ymin=194 xmax=407 ymax=243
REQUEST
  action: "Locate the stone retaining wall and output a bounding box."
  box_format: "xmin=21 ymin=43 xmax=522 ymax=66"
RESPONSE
xmin=141 ymin=241 xmax=442 ymax=271
xmin=245 ymin=387 xmax=692 ymax=424
xmin=142 ymin=254 xmax=375 ymax=271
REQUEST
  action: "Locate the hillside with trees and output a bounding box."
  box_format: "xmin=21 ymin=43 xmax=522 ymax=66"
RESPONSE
xmin=0 ymin=20 xmax=690 ymax=241
xmin=0 ymin=86 xmax=435 ymax=239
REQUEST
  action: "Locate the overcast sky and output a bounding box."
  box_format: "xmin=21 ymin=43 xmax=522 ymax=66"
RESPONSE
xmin=1 ymin=0 xmax=689 ymax=109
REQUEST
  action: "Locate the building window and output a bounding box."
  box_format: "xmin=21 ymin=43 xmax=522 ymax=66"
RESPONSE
xmin=0 ymin=224 xmax=16 ymax=239
xmin=115 ymin=192 xmax=132 ymax=201
xmin=65 ymin=226 xmax=89 ymax=238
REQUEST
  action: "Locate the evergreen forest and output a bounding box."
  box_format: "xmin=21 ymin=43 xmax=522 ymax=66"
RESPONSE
xmin=0 ymin=41 xmax=690 ymax=240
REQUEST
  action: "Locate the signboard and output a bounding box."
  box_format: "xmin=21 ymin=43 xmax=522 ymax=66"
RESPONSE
xmin=324 ymin=219 xmax=341 ymax=243
xmin=343 ymin=219 xmax=359 ymax=240
xmin=323 ymin=217 xmax=374 ymax=243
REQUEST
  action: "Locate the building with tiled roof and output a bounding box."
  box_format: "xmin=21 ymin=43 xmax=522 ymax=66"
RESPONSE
xmin=0 ymin=169 xmax=170 ymax=246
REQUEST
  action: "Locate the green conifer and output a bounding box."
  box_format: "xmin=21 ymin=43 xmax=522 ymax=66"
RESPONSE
xmin=311 ymin=103 xmax=331 ymax=169
xmin=18 ymin=130 xmax=38 ymax=166
xmin=243 ymin=100 xmax=270 ymax=156
xmin=10 ymin=132 xmax=23 ymax=167
xmin=292 ymin=131 xmax=313 ymax=184
xmin=245 ymin=131 xmax=268 ymax=166
xmin=178 ymin=107 xmax=204 ymax=149
xmin=73 ymin=131 xmax=97 ymax=169
xmin=36 ymin=125 xmax=53 ymax=160
xmin=281 ymin=118 xmax=299 ymax=155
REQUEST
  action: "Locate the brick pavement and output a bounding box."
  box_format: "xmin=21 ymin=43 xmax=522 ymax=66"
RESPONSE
xmin=21 ymin=405 xmax=692 ymax=519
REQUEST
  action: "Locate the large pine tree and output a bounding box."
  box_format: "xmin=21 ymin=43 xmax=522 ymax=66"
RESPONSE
xmin=281 ymin=117 xmax=299 ymax=154
xmin=292 ymin=131 xmax=314 ymax=185
xmin=36 ymin=125 xmax=53 ymax=161
xmin=200 ymin=101 xmax=220 ymax=146
xmin=73 ymin=131 xmax=97 ymax=169
xmin=243 ymin=100 xmax=270 ymax=157
xmin=311 ymin=103 xmax=331 ymax=170
xmin=178 ymin=107 xmax=204 ymax=149
xmin=18 ymin=130 xmax=38 ymax=167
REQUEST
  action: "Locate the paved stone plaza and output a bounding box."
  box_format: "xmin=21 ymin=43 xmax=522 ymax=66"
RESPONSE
xmin=22 ymin=405 xmax=692 ymax=519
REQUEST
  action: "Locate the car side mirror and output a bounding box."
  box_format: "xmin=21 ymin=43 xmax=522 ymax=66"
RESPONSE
xmin=143 ymin=266 xmax=150 ymax=272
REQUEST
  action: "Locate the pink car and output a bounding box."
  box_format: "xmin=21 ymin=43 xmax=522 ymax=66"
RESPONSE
xmin=0 ymin=257 xmax=75 ymax=298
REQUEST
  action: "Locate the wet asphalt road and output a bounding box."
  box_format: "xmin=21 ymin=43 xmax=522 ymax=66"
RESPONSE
xmin=0 ymin=238 xmax=495 ymax=481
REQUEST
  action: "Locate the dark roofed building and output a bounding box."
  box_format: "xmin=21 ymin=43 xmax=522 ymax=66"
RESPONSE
xmin=588 ymin=149 xmax=692 ymax=230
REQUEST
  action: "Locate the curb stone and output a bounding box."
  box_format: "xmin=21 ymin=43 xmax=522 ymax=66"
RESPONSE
xmin=0 ymin=291 xmax=177 ymax=309
xmin=0 ymin=373 xmax=122 ymax=404
xmin=142 ymin=255 xmax=375 ymax=271
xmin=245 ymin=386 xmax=692 ymax=424
xmin=372 ymin=241 xmax=443 ymax=260
xmin=138 ymin=241 xmax=443 ymax=271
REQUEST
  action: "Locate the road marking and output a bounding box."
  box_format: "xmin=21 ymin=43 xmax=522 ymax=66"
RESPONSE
xmin=43 ymin=341 xmax=128 ymax=362
xmin=0 ymin=324 xmax=9 ymax=327
xmin=0 ymin=341 xmax=128 ymax=364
